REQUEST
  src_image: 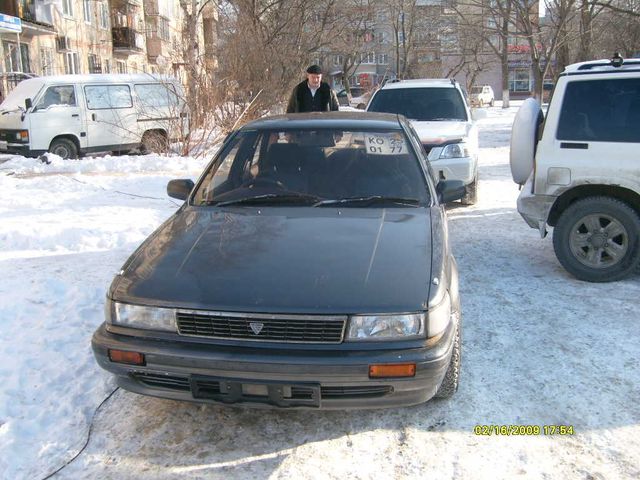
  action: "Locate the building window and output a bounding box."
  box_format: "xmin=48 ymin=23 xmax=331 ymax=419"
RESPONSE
xmin=83 ymin=0 xmax=92 ymax=23
xmin=360 ymin=52 xmax=375 ymax=64
xmin=103 ymin=58 xmax=111 ymax=73
xmin=99 ymin=2 xmax=109 ymax=29
xmin=3 ymin=41 xmax=30 ymax=72
xmin=333 ymin=55 xmax=343 ymax=66
xmin=377 ymin=53 xmax=388 ymax=65
xmin=159 ymin=17 xmax=170 ymax=41
xmin=40 ymin=47 xmax=54 ymax=75
xmin=378 ymin=31 xmax=388 ymax=44
xmin=509 ymin=68 xmax=531 ymax=92
xmin=116 ymin=60 xmax=127 ymax=74
xmin=62 ymin=0 xmax=73 ymax=17
xmin=64 ymin=52 xmax=80 ymax=74
xmin=88 ymin=54 xmax=101 ymax=73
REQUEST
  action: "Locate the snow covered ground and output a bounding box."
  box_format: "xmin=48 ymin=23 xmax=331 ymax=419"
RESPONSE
xmin=1 ymin=108 xmax=639 ymax=480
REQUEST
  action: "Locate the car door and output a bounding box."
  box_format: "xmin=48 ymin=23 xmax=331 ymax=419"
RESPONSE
xmin=28 ymin=84 xmax=86 ymax=151
xmin=83 ymin=83 xmax=139 ymax=150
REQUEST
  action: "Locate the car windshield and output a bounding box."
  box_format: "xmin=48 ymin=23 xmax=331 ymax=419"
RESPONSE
xmin=470 ymin=87 xmax=483 ymax=94
xmin=368 ymin=87 xmax=467 ymax=121
xmin=192 ymin=128 xmax=430 ymax=207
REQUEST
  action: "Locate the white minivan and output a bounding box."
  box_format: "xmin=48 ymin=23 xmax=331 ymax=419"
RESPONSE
xmin=0 ymin=74 xmax=189 ymax=159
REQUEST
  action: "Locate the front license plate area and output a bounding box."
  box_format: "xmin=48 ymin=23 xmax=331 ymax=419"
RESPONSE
xmin=191 ymin=375 xmax=320 ymax=408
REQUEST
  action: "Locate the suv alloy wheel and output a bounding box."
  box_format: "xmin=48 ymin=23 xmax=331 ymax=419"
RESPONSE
xmin=552 ymin=197 xmax=640 ymax=282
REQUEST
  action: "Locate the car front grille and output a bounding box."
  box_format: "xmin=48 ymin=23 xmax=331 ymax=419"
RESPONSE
xmin=176 ymin=311 xmax=346 ymax=344
xmin=321 ymin=385 xmax=393 ymax=398
xmin=134 ymin=372 xmax=191 ymax=391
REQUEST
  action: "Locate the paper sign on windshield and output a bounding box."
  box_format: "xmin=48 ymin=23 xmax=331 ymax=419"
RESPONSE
xmin=365 ymin=133 xmax=407 ymax=155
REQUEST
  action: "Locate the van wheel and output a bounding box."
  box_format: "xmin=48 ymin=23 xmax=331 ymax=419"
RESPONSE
xmin=460 ymin=175 xmax=478 ymax=205
xmin=141 ymin=131 xmax=168 ymax=154
xmin=435 ymin=320 xmax=461 ymax=399
xmin=552 ymin=197 xmax=640 ymax=282
xmin=49 ymin=138 xmax=78 ymax=159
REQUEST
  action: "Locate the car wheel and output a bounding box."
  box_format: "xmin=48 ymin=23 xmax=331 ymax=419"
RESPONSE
xmin=435 ymin=318 xmax=461 ymax=399
xmin=552 ymin=197 xmax=640 ymax=282
xmin=509 ymin=98 xmax=543 ymax=185
xmin=141 ymin=130 xmax=168 ymax=154
xmin=49 ymin=138 xmax=78 ymax=159
xmin=460 ymin=175 xmax=478 ymax=205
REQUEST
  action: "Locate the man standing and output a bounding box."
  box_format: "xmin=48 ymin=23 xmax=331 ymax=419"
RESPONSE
xmin=286 ymin=65 xmax=339 ymax=113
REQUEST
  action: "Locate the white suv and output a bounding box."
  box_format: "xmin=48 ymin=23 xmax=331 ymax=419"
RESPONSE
xmin=367 ymin=79 xmax=482 ymax=205
xmin=511 ymin=55 xmax=640 ymax=282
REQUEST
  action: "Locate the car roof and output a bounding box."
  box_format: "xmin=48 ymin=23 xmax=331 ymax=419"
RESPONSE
xmin=379 ymin=79 xmax=457 ymax=90
xmin=563 ymin=57 xmax=640 ymax=74
xmin=241 ymin=112 xmax=404 ymax=130
xmin=18 ymin=73 xmax=179 ymax=86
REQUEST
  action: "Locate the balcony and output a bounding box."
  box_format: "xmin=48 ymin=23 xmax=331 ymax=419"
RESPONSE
xmin=112 ymin=27 xmax=144 ymax=55
xmin=1 ymin=0 xmax=55 ymax=36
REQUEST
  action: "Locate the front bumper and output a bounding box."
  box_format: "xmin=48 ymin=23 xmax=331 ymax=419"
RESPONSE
xmin=428 ymin=155 xmax=477 ymax=185
xmin=91 ymin=321 xmax=457 ymax=410
xmin=0 ymin=141 xmax=44 ymax=158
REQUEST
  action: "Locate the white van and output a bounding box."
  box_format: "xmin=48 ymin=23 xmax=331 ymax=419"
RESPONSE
xmin=0 ymin=74 xmax=189 ymax=159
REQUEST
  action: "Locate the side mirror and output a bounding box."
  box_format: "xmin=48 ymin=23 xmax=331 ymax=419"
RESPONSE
xmin=25 ymin=98 xmax=32 ymax=110
xmin=436 ymin=180 xmax=466 ymax=203
xmin=167 ymin=179 xmax=195 ymax=201
xmin=472 ymin=108 xmax=488 ymax=121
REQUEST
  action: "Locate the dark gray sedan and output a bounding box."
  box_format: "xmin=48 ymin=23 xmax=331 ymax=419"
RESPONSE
xmin=92 ymin=112 xmax=465 ymax=409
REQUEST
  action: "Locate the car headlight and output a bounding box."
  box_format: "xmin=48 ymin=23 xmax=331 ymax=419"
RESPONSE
xmin=439 ymin=143 xmax=469 ymax=159
xmin=108 ymin=301 xmax=177 ymax=332
xmin=346 ymin=313 xmax=425 ymax=341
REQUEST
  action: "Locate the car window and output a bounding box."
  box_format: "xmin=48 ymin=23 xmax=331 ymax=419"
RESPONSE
xmin=471 ymin=87 xmax=483 ymax=94
xmin=368 ymin=87 xmax=468 ymax=121
xmin=557 ymin=78 xmax=640 ymax=143
xmin=84 ymin=84 xmax=133 ymax=110
xmin=35 ymin=85 xmax=76 ymax=109
xmin=193 ymin=128 xmax=431 ymax=206
xmin=134 ymin=83 xmax=179 ymax=108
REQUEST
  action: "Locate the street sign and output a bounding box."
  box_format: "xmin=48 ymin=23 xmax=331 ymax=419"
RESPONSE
xmin=0 ymin=14 xmax=22 ymax=33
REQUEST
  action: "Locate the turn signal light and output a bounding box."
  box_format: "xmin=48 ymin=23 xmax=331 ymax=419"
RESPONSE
xmin=108 ymin=349 xmax=145 ymax=365
xmin=369 ymin=363 xmax=416 ymax=378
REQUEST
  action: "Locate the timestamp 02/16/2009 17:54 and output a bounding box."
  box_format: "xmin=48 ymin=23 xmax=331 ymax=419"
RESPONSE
xmin=473 ymin=425 xmax=575 ymax=436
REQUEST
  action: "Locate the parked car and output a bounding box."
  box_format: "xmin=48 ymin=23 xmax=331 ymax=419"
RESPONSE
xmin=0 ymin=74 xmax=189 ymax=159
xmin=511 ymin=54 xmax=640 ymax=282
xmin=367 ymin=79 xmax=484 ymax=205
xmin=469 ymin=85 xmax=495 ymax=107
xmin=92 ymin=112 xmax=465 ymax=409
xmin=336 ymin=86 xmax=373 ymax=109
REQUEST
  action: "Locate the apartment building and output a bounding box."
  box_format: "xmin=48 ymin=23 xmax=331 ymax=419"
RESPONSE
xmin=0 ymin=0 xmax=216 ymax=99
xmin=323 ymin=0 xmax=542 ymax=101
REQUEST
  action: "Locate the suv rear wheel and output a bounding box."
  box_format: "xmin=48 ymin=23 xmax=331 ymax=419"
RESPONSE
xmin=552 ymin=196 xmax=640 ymax=282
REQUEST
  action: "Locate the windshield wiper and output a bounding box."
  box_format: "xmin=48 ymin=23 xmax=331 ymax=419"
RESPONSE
xmin=209 ymin=193 xmax=322 ymax=207
xmin=314 ymin=196 xmax=422 ymax=207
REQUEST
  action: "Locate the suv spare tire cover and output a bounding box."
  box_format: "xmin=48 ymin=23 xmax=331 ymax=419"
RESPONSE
xmin=510 ymin=98 xmax=543 ymax=185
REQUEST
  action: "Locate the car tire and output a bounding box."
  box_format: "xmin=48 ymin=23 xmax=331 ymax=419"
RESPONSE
xmin=49 ymin=138 xmax=78 ymax=160
xmin=435 ymin=318 xmax=461 ymax=399
xmin=510 ymin=98 xmax=543 ymax=185
xmin=460 ymin=175 xmax=478 ymax=205
xmin=552 ymin=196 xmax=640 ymax=282
xmin=141 ymin=130 xmax=168 ymax=154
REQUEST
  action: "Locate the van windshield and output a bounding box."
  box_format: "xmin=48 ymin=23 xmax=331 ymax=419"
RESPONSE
xmin=0 ymin=79 xmax=45 ymax=111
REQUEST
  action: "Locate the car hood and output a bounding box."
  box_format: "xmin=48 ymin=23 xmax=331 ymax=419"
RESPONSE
xmin=112 ymin=207 xmax=434 ymax=314
xmin=0 ymin=111 xmax=27 ymax=129
xmin=410 ymin=120 xmax=471 ymax=144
